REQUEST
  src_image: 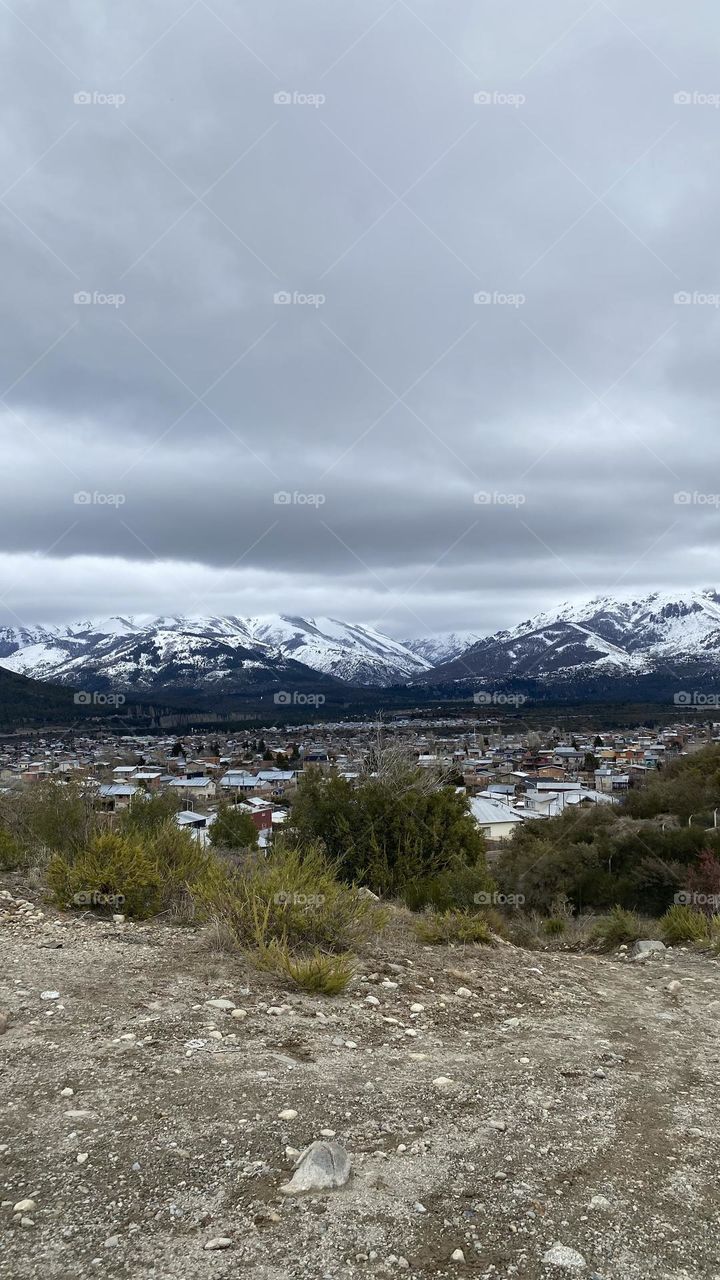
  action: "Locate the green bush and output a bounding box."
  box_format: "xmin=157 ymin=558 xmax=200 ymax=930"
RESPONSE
xmin=543 ymin=916 xmax=566 ymax=936
xmin=659 ymin=904 xmax=709 ymax=944
xmin=118 ymin=791 xmax=181 ymax=836
xmin=592 ymin=905 xmax=643 ymax=950
xmin=195 ymin=840 xmax=384 ymax=955
xmin=48 ymin=833 xmax=163 ymax=918
xmin=0 ymin=780 xmax=100 ymax=860
xmin=413 ymin=910 xmax=493 ymax=946
xmin=208 ymin=803 xmax=260 ymax=850
xmin=401 ymin=858 xmax=494 ymax=912
xmin=0 ymin=827 xmax=27 ymax=870
xmin=257 ymin=941 xmax=355 ymax=995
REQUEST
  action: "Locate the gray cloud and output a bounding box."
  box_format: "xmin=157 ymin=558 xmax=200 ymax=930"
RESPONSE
xmin=2 ymin=0 xmax=720 ymax=639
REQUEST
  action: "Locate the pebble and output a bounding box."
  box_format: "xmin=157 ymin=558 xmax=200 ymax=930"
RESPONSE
xmin=0 ymin=1012 xmax=8 ymax=1034
xmin=280 ymin=1140 xmax=352 ymax=1195
xmin=278 ymin=1109 xmax=298 ymax=1121
xmin=451 ymin=1248 xmax=466 ymax=1262
xmin=666 ymin=980 xmax=681 ymax=994
xmin=104 ymin=1235 xmax=120 ymax=1248
xmin=40 ymin=991 xmax=60 ymax=1001
xmin=13 ymin=1199 xmax=36 ymax=1213
xmin=205 ymin=1237 xmax=233 ymax=1250
xmin=230 ymin=1008 xmax=248 ymax=1020
xmin=432 ymin=1076 xmax=454 ymax=1091
xmin=455 ymin=987 xmax=473 ymax=999
xmin=365 ymin=995 xmax=380 ymax=1006
xmin=60 ymin=1087 xmax=74 ymax=1098
xmin=76 ymin=1152 xmax=89 ymax=1164
xmin=589 ymin=1195 xmax=611 ymax=1210
xmin=206 ymin=998 xmax=235 ymax=1011
xmin=410 ymin=1003 xmax=424 ymax=1013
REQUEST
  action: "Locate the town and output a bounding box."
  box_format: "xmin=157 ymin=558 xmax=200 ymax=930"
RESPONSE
xmin=2 ymin=713 xmax=716 ymax=854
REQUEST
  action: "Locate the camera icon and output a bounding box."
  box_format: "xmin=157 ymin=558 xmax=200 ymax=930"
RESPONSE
xmin=273 ymin=491 xmax=292 ymax=505
xmin=74 ymin=691 xmax=92 ymax=705
xmin=674 ymin=291 xmax=692 ymax=305
xmin=473 ymin=891 xmax=492 ymax=905
xmin=473 ymin=91 xmax=492 ymax=105
xmin=273 ymin=91 xmax=292 ymax=105
xmin=73 ymin=491 xmax=92 ymax=505
xmin=673 ymin=91 xmax=692 ymax=105
xmin=274 ymin=690 xmax=292 ymax=705
xmin=473 ymin=492 xmax=491 ymax=505
xmin=673 ymin=691 xmax=692 ymax=705
xmin=73 ymin=90 xmax=92 ymax=105
xmin=474 ymin=291 xmax=492 ymax=305
xmin=473 ymin=691 xmax=492 ymax=704
xmin=74 ymin=291 xmax=92 ymax=305
xmin=674 ymin=890 xmax=692 ymax=905
xmin=273 ymin=291 xmax=292 ymax=305
xmin=673 ymin=492 xmax=691 ymax=505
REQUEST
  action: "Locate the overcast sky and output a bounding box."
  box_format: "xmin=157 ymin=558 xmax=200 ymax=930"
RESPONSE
xmin=1 ymin=0 xmax=720 ymax=639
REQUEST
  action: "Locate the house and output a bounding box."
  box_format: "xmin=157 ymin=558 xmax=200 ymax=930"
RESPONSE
xmin=219 ymin=770 xmax=261 ymax=795
xmin=168 ymin=776 xmax=216 ymax=802
xmin=470 ymin=795 xmax=525 ymax=842
xmin=98 ymin=783 xmax=137 ymax=813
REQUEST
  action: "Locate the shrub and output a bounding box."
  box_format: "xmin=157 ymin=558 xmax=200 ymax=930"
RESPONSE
xmin=402 ymin=858 xmax=494 ymax=913
xmin=413 ymin=910 xmax=493 ymax=946
xmin=257 ymin=940 xmax=355 ymax=995
xmin=0 ymin=828 xmax=27 ymax=870
xmin=195 ymin=840 xmax=383 ymax=955
xmin=592 ymin=906 xmax=642 ymax=950
xmin=48 ymin=833 xmax=163 ymax=919
xmin=543 ymin=916 xmax=566 ymax=936
xmin=0 ymin=780 xmax=100 ymax=861
xmin=659 ymin=904 xmax=709 ymax=944
xmin=118 ymin=791 xmax=181 ymax=836
xmin=208 ymin=803 xmax=259 ymax=850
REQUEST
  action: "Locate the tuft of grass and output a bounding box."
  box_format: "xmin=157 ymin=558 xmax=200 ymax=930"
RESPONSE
xmin=592 ymin=906 xmax=643 ymax=950
xmin=413 ymin=909 xmax=493 ymax=946
xmin=272 ymin=944 xmax=355 ymax=995
xmin=659 ymin=904 xmax=709 ymax=945
xmin=543 ymin=916 xmax=567 ymax=936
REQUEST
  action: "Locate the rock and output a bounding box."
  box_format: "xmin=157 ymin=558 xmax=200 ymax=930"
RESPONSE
xmin=64 ymin=1110 xmax=96 ymax=1120
xmin=230 ymin=1008 xmax=248 ymax=1020
xmin=455 ymin=987 xmax=473 ymax=999
xmin=631 ymin=941 xmax=665 ymax=958
xmin=206 ymin=998 xmax=235 ymax=1011
xmin=486 ymin=1118 xmax=507 ymax=1132
xmin=112 ymin=914 xmax=125 ymax=924
xmin=205 ymin=1237 xmax=233 ymax=1250
xmin=365 ymin=995 xmax=380 ymax=1006
xmin=60 ymin=1087 xmax=74 ymax=1097
xmin=451 ymin=1248 xmax=466 ymax=1262
xmin=589 ymin=1195 xmax=611 ymax=1210
xmin=40 ymin=990 xmax=60 ymax=1000
xmin=280 ymin=1140 xmax=352 ymax=1195
xmin=543 ymin=1243 xmax=587 ymax=1270
xmin=357 ymin=887 xmax=380 ymax=900
xmin=410 ymin=1003 xmax=424 ymax=1013
xmin=432 ymin=1076 xmax=454 ymax=1091
xmin=76 ymin=1152 xmax=89 ymax=1164
xmin=666 ymin=980 xmax=681 ymax=994
xmin=104 ymin=1235 xmax=120 ymax=1248
xmin=13 ymin=1199 xmax=36 ymax=1213
xmin=278 ymin=1109 xmax=298 ymax=1121
xmin=20 ymin=1216 xmax=34 ymax=1227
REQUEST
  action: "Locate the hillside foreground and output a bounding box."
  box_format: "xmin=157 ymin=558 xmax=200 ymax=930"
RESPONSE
xmin=1 ymin=884 xmax=719 ymax=1279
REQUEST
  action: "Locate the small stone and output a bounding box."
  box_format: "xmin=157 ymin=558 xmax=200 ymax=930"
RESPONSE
xmin=208 ymin=1030 xmax=223 ymax=1040
xmin=455 ymin=987 xmax=473 ymax=999
xmin=267 ymin=1006 xmax=289 ymax=1016
xmin=666 ymin=980 xmax=681 ymax=994
xmin=60 ymin=1087 xmax=74 ymax=1098
xmin=365 ymin=995 xmax=380 ymax=1006
xmin=76 ymin=1152 xmax=89 ymax=1164
xmin=20 ymin=1216 xmax=34 ymax=1227
xmin=631 ymin=940 xmax=665 ymax=958
xmin=40 ymin=990 xmax=60 ymax=1000
xmin=64 ymin=1110 xmax=95 ymax=1120
xmin=0 ymin=1012 xmax=8 ymax=1034
xmin=432 ymin=1076 xmax=454 ymax=1091
xmin=104 ymin=1235 xmax=120 ymax=1248
xmin=112 ymin=914 xmax=125 ymax=924
xmin=410 ymin=1003 xmax=424 ymax=1013
xmin=486 ymin=1118 xmax=507 ymax=1132
xmin=206 ymin=998 xmax=235 ymax=1010
xmin=543 ymin=1243 xmax=587 ymax=1271
xmin=204 ymin=1237 xmax=233 ymax=1250
xmin=319 ymin=1128 xmax=336 ymax=1137
xmin=13 ymin=1199 xmax=36 ymax=1213
xmin=451 ymin=1248 xmax=466 ymax=1262
xmin=278 ymin=1109 xmax=298 ymax=1121
xmin=230 ymin=1008 xmax=247 ymax=1020
xmin=589 ymin=1195 xmax=611 ymax=1210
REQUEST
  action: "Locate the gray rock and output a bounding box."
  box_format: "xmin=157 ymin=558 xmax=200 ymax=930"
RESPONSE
xmin=631 ymin=940 xmax=666 ymax=957
xmin=543 ymin=1243 xmax=587 ymax=1270
xmin=280 ymin=1140 xmax=352 ymax=1194
xmin=204 ymin=1237 xmax=233 ymax=1250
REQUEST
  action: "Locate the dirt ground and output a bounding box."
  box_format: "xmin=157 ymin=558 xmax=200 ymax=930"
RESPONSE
xmin=2 ymin=880 xmax=720 ymax=1280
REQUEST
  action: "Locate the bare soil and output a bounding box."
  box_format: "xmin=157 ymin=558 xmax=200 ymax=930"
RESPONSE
xmin=2 ymin=882 xmax=720 ymax=1279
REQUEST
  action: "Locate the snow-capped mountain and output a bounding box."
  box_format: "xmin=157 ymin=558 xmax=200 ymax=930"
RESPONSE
xmin=421 ymin=589 xmax=720 ymax=692
xmin=0 ymin=614 xmax=431 ymax=693
xmin=403 ymin=632 xmax=483 ymax=666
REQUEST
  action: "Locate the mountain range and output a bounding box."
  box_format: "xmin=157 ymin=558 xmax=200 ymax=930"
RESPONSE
xmin=2 ymin=591 xmax=720 ymax=704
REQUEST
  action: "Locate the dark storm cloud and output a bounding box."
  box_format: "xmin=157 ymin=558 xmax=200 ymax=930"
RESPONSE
xmin=2 ymin=0 xmax=720 ymax=636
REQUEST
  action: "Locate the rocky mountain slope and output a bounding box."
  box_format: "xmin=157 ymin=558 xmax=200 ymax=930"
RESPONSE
xmin=421 ymin=589 xmax=720 ymax=695
xmin=0 ymin=616 xmax=430 ymax=694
